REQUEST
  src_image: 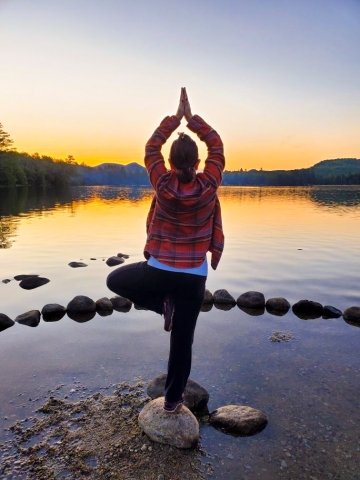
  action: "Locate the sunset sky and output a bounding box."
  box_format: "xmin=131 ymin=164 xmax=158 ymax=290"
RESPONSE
xmin=1 ymin=0 xmax=359 ymax=171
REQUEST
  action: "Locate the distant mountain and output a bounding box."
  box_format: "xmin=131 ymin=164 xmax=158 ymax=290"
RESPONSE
xmin=76 ymin=162 xmax=150 ymax=186
xmin=73 ymin=158 xmax=360 ymax=187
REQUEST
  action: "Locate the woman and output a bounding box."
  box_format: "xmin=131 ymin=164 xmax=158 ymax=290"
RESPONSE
xmin=107 ymin=88 xmax=225 ymax=412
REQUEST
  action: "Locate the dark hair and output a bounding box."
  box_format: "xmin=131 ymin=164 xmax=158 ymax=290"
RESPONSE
xmin=170 ymin=133 xmax=198 ymax=183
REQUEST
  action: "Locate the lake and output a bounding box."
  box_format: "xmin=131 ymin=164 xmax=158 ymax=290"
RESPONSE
xmin=0 ymin=185 xmax=359 ymax=479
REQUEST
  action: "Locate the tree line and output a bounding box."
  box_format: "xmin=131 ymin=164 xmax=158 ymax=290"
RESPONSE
xmin=0 ymin=123 xmax=78 ymax=188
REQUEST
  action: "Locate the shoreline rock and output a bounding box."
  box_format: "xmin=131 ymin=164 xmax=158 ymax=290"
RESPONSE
xmin=106 ymin=256 xmax=125 ymax=267
xmin=343 ymin=306 xmax=360 ymax=326
xmin=68 ymin=261 xmax=88 ymax=268
xmin=213 ymin=289 xmax=236 ymax=306
xmin=110 ymin=296 xmax=132 ymax=312
xmin=292 ymin=299 xmax=323 ymax=320
xmin=41 ymin=304 xmax=66 ymax=322
xmin=266 ymin=297 xmax=290 ymax=316
xmin=210 ymin=404 xmax=268 ymax=436
xmin=96 ymin=297 xmax=114 ymax=316
xmin=19 ymin=277 xmax=50 ymax=290
xmin=67 ymin=296 xmax=96 ymax=314
xmin=138 ymin=397 xmax=199 ymax=449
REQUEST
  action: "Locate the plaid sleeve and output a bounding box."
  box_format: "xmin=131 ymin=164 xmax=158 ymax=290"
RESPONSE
xmin=187 ymin=114 xmax=225 ymax=188
xmin=144 ymin=115 xmax=181 ymax=188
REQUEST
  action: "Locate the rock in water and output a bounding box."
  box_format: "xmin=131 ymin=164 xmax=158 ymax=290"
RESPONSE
xmin=210 ymin=405 xmax=268 ymax=436
xmin=68 ymin=261 xmax=88 ymax=268
xmin=138 ymin=397 xmax=199 ymax=449
xmin=292 ymin=300 xmax=323 ymax=319
xmin=2 ymin=279 xmax=11 ymax=284
xmin=14 ymin=274 xmax=39 ymax=281
xmin=343 ymin=306 xmax=360 ymax=326
xmin=19 ymin=277 xmax=50 ymax=290
xmin=110 ymin=296 xmax=132 ymax=312
xmin=213 ymin=289 xmax=236 ymax=306
xmin=202 ymin=289 xmax=213 ymax=304
xmin=106 ymin=256 xmax=125 ymax=267
xmin=265 ymin=297 xmax=290 ymax=315
xmin=322 ymin=305 xmax=342 ymax=319
xmin=67 ymin=296 xmax=96 ymax=314
xmin=0 ymin=314 xmax=15 ymax=332
xmin=41 ymin=304 xmax=66 ymax=322
xmin=147 ymin=374 xmax=209 ymax=412
xmin=96 ymin=297 xmax=114 ymax=315
xmin=237 ymin=291 xmax=265 ymax=309
xmin=15 ymin=310 xmax=41 ymax=327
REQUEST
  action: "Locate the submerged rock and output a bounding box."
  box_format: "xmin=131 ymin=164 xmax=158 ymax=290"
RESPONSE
xmin=67 ymin=296 xmax=96 ymax=314
xmin=19 ymin=277 xmax=50 ymax=290
xmin=41 ymin=304 xmax=66 ymax=322
xmin=106 ymin=256 xmax=125 ymax=267
xmin=292 ymin=300 xmax=323 ymax=319
xmin=138 ymin=397 xmax=199 ymax=449
xmin=266 ymin=297 xmax=290 ymax=316
xmin=14 ymin=274 xmax=39 ymax=281
xmin=0 ymin=313 xmax=15 ymax=332
xmin=110 ymin=296 xmax=132 ymax=312
xmin=237 ymin=291 xmax=265 ymax=309
xmin=147 ymin=374 xmax=209 ymax=412
xmin=270 ymin=331 xmax=294 ymax=342
xmin=210 ymin=405 xmax=268 ymax=436
xmin=322 ymin=305 xmax=342 ymax=319
xmin=96 ymin=297 xmax=114 ymax=316
xmin=213 ymin=289 xmax=236 ymax=306
xmin=343 ymin=306 xmax=360 ymax=326
xmin=2 ymin=279 xmax=11 ymax=284
xmin=68 ymin=261 xmax=88 ymax=268
xmin=15 ymin=310 xmax=41 ymax=327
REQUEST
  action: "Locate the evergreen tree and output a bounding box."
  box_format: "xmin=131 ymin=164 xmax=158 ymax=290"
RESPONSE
xmin=0 ymin=122 xmax=14 ymax=151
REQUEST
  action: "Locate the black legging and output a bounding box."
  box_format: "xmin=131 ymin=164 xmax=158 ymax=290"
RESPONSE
xmin=106 ymin=261 xmax=206 ymax=402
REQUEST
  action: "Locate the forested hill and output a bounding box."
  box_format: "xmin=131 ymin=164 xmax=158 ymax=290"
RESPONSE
xmin=1 ymin=153 xmax=360 ymax=188
xmin=223 ymin=158 xmax=360 ymax=186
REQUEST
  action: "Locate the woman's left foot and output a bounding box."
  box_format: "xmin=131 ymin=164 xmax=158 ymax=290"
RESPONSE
xmin=163 ymin=296 xmax=175 ymax=332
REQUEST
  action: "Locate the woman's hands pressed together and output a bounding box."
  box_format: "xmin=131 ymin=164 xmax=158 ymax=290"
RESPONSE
xmin=175 ymin=87 xmax=193 ymax=122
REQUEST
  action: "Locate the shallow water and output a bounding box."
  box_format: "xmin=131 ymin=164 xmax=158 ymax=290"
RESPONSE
xmin=0 ymin=185 xmax=359 ymax=479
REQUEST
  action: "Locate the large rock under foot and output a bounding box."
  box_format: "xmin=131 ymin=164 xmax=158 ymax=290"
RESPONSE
xmin=210 ymin=405 xmax=268 ymax=436
xmin=138 ymin=397 xmax=199 ymax=449
xmin=147 ymin=374 xmax=209 ymax=412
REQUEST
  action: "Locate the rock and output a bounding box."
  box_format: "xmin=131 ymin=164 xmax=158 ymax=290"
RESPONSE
xmin=343 ymin=306 xmax=360 ymax=326
xmin=214 ymin=302 xmax=236 ymax=311
xmin=19 ymin=277 xmax=50 ymax=290
xmin=110 ymin=296 xmax=132 ymax=312
xmin=202 ymin=289 xmax=213 ymax=304
xmin=68 ymin=311 xmax=96 ymax=323
xmin=138 ymin=397 xmax=199 ymax=449
xmin=200 ymin=303 xmax=213 ymax=312
xmin=106 ymin=256 xmax=125 ymax=267
xmin=15 ymin=310 xmax=41 ymax=327
xmin=2 ymin=279 xmax=11 ymax=284
xmin=209 ymin=405 xmax=268 ymax=436
xmin=147 ymin=374 xmax=209 ymax=412
xmin=238 ymin=306 xmax=265 ymax=316
xmin=270 ymin=331 xmax=294 ymax=342
xmin=322 ymin=305 xmax=342 ymax=319
xmin=265 ymin=297 xmax=290 ymax=316
xmin=117 ymin=252 xmax=130 ymax=259
xmin=68 ymin=262 xmax=88 ymax=268
xmin=213 ymin=289 xmax=236 ymax=306
xmin=237 ymin=291 xmax=265 ymax=309
xmin=292 ymin=300 xmax=323 ymax=319
xmin=0 ymin=314 xmax=15 ymax=332
xmin=14 ymin=274 xmax=39 ymax=281
xmin=67 ymin=296 xmax=96 ymax=314
xmin=41 ymin=304 xmax=66 ymax=322
xmin=96 ymin=297 xmax=114 ymax=316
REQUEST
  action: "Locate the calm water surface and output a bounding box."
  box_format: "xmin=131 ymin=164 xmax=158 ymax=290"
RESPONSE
xmin=0 ymin=185 xmax=359 ymax=479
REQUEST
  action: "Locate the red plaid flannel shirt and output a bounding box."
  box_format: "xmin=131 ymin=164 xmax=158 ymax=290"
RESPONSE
xmin=144 ymin=114 xmax=225 ymax=270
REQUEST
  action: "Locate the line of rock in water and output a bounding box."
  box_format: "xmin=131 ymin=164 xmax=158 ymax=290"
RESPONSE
xmin=1 ymin=253 xmax=130 ymax=290
xmin=0 ymin=289 xmax=359 ymax=333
